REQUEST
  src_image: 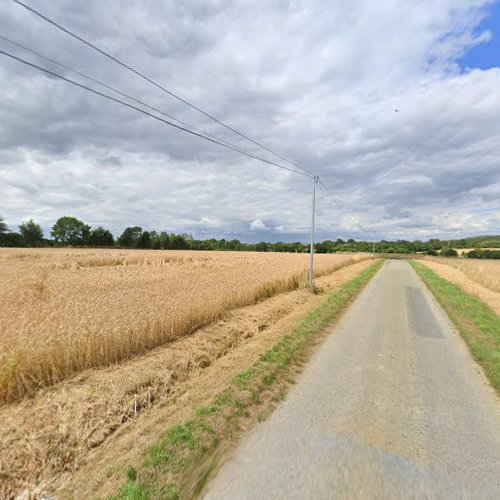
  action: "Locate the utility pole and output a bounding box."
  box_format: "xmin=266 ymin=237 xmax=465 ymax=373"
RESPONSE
xmin=372 ymin=231 xmax=376 ymax=258
xmin=309 ymin=175 xmax=318 ymax=288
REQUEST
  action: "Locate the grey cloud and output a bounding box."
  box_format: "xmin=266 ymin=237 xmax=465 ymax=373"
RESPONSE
xmin=1 ymin=0 xmax=499 ymax=241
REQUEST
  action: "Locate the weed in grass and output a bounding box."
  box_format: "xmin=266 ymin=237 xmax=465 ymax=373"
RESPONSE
xmin=126 ymin=467 xmax=137 ymax=482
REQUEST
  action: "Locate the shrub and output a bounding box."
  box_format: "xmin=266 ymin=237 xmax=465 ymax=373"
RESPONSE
xmin=441 ymin=248 xmax=458 ymax=257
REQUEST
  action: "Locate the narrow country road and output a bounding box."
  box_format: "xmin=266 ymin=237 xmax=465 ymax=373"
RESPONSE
xmin=204 ymin=260 xmax=500 ymax=499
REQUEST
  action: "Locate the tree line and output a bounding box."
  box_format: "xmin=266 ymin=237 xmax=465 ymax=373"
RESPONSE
xmin=1 ymin=214 xmax=499 ymax=257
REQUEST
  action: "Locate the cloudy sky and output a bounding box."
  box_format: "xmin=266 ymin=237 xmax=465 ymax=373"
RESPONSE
xmin=1 ymin=0 xmax=499 ymax=242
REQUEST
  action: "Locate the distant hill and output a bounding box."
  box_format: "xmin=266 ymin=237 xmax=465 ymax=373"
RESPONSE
xmin=446 ymin=235 xmax=500 ymax=249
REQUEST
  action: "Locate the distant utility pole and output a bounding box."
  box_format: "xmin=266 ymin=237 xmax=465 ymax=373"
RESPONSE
xmin=309 ymin=175 xmax=318 ymax=288
xmin=372 ymin=231 xmax=376 ymax=257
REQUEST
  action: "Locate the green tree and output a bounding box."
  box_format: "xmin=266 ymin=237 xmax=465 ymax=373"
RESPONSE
xmin=89 ymin=226 xmax=114 ymax=247
xmin=137 ymin=230 xmax=151 ymax=249
xmin=0 ymin=232 xmax=23 ymax=247
xmin=159 ymin=231 xmax=171 ymax=249
xmin=149 ymin=230 xmax=161 ymax=249
xmin=51 ymin=216 xmax=91 ymax=246
xmin=0 ymin=215 xmax=7 ymax=236
xmin=0 ymin=216 xmax=23 ymax=247
xmin=171 ymin=233 xmax=189 ymax=249
xmin=117 ymin=226 xmax=142 ymax=247
xmin=19 ymin=219 xmax=44 ymax=247
xmin=255 ymin=241 xmax=268 ymax=252
xmin=441 ymin=248 xmax=458 ymax=257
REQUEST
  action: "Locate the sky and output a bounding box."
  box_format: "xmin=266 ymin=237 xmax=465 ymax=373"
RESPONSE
xmin=1 ymin=0 xmax=499 ymax=243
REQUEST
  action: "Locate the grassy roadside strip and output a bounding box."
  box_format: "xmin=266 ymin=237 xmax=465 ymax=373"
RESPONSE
xmin=410 ymin=260 xmax=500 ymax=392
xmin=112 ymin=259 xmax=383 ymax=500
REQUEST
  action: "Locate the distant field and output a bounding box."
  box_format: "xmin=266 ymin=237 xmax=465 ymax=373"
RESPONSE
xmin=455 ymin=248 xmax=500 ymax=255
xmin=0 ymin=248 xmax=368 ymax=402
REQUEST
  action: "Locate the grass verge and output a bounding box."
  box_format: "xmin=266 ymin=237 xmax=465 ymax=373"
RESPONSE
xmin=410 ymin=260 xmax=500 ymax=392
xmin=111 ymin=260 xmax=383 ymax=499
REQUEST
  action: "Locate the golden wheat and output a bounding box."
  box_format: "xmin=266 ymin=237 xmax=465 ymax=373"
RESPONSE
xmin=0 ymin=248 xmax=368 ymax=402
xmin=430 ymin=256 xmax=500 ymax=293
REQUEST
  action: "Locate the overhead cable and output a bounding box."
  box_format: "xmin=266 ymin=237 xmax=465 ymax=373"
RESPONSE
xmin=10 ymin=0 xmax=314 ymax=177
xmin=0 ymin=48 xmax=310 ymax=177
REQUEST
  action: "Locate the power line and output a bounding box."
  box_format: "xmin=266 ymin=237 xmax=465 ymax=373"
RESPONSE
xmin=6 ymin=1 xmax=370 ymax=236
xmin=10 ymin=0 xmax=366 ymax=224
xmin=0 ymin=32 xmax=287 ymax=163
xmin=318 ymin=178 xmax=349 ymax=213
xmin=0 ymin=46 xmax=368 ymax=233
xmin=10 ymin=0 xmax=314 ymax=177
xmin=318 ymin=179 xmax=365 ymax=232
xmin=0 ymin=33 xmax=241 ymax=151
xmin=319 ymin=179 xmax=363 ymax=230
xmin=0 ymin=48 xmax=310 ymax=177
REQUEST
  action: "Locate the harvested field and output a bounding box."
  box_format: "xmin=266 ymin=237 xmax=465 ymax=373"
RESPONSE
xmin=455 ymin=248 xmax=500 ymax=255
xmin=420 ymin=257 xmax=500 ymax=315
xmin=0 ymin=254 xmax=373 ymax=498
xmin=0 ymin=248 xmax=368 ymax=403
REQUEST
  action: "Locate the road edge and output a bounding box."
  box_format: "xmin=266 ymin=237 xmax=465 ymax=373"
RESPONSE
xmin=110 ymin=259 xmax=384 ymax=500
xmin=409 ymin=260 xmax=500 ymax=393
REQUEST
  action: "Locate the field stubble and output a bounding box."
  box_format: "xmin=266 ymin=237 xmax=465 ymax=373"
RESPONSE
xmin=0 ymin=248 xmax=368 ymax=403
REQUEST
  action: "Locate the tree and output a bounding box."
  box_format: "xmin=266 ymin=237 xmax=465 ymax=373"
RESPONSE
xmin=255 ymin=241 xmax=268 ymax=252
xmin=149 ymin=230 xmax=161 ymax=249
xmin=159 ymin=231 xmax=171 ymax=249
xmin=137 ymin=230 xmax=151 ymax=249
xmin=51 ymin=216 xmax=91 ymax=246
xmin=0 ymin=216 xmax=23 ymax=247
xmin=171 ymin=233 xmax=190 ymax=249
xmin=441 ymin=248 xmax=458 ymax=257
xmin=117 ymin=226 xmax=142 ymax=247
xmin=89 ymin=226 xmax=114 ymax=247
xmin=0 ymin=232 xmax=23 ymax=247
xmin=0 ymin=215 xmax=7 ymax=236
xmin=19 ymin=219 xmax=44 ymax=247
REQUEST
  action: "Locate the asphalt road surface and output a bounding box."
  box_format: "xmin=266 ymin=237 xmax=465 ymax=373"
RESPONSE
xmin=204 ymin=260 xmax=500 ymax=499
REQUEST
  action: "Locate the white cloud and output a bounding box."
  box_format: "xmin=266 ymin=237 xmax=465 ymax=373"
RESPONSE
xmin=250 ymin=219 xmax=268 ymax=231
xmin=250 ymin=219 xmax=267 ymax=231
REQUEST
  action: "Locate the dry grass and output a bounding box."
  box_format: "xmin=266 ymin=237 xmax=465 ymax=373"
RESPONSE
xmin=427 ymin=256 xmax=500 ymax=293
xmin=0 ymin=248 xmax=368 ymax=403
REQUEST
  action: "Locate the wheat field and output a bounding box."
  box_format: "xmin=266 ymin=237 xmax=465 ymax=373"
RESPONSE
xmin=0 ymin=248 xmax=368 ymax=402
xmin=430 ymin=257 xmax=500 ymax=293
xmin=455 ymin=248 xmax=500 ymax=255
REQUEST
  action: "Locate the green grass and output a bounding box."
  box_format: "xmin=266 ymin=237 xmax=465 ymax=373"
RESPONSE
xmin=410 ymin=260 xmax=500 ymax=392
xmin=111 ymin=260 xmax=383 ymax=499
